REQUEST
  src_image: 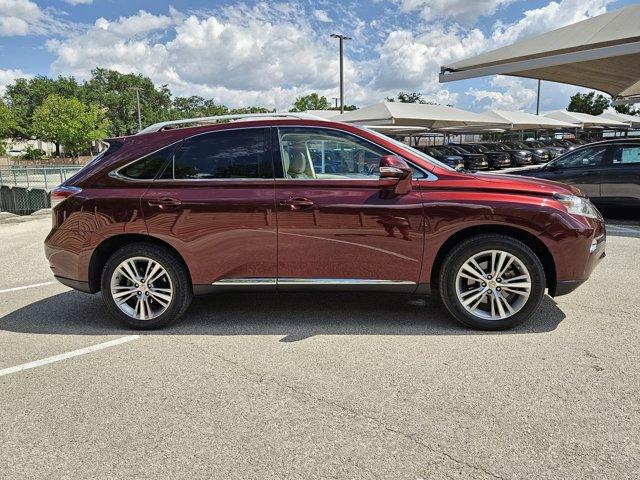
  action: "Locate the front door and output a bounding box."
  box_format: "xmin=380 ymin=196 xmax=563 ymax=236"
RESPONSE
xmin=141 ymin=127 xmax=277 ymax=289
xmin=273 ymin=126 xmax=425 ymax=291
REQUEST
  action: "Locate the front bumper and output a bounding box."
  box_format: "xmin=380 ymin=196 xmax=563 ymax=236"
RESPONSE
xmin=549 ymin=219 xmax=606 ymax=297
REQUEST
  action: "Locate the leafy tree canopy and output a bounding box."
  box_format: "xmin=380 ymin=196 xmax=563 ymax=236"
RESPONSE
xmin=31 ymin=95 xmax=109 ymax=158
xmin=386 ymin=92 xmax=427 ymax=103
xmin=567 ymin=91 xmax=611 ymax=116
xmin=0 ymin=100 xmax=17 ymax=139
xmin=290 ymin=93 xmax=332 ymax=112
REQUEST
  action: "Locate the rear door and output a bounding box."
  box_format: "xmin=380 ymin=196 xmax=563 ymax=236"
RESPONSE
xmin=141 ymin=127 xmax=278 ymax=289
xmin=273 ymin=126 xmax=425 ymax=291
xmin=599 ymin=143 xmax=640 ymax=205
xmin=543 ymin=146 xmax=608 ymax=198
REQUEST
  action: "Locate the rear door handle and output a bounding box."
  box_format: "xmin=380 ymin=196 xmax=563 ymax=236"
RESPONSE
xmin=148 ymin=197 xmax=182 ymax=210
xmin=279 ymin=197 xmax=315 ymax=211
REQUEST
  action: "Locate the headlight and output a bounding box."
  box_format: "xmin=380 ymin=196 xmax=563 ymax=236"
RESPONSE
xmin=553 ymin=193 xmax=600 ymax=219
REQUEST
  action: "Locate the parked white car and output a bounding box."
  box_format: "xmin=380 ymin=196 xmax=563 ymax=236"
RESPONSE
xmin=7 ymin=149 xmax=24 ymax=157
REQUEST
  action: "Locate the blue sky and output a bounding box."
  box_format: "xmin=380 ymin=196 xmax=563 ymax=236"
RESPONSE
xmin=0 ymin=0 xmax=636 ymax=111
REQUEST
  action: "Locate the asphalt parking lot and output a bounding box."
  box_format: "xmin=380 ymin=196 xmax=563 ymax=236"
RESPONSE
xmin=1 ymin=215 xmax=639 ymax=479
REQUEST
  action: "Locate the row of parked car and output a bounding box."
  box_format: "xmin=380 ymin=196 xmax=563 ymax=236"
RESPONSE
xmin=419 ymin=138 xmax=590 ymax=170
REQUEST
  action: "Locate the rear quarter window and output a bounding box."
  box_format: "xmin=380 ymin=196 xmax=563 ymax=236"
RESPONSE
xmin=119 ymin=144 xmax=178 ymax=180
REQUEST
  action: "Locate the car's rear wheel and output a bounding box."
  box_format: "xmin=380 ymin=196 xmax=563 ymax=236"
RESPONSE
xmin=439 ymin=234 xmax=546 ymax=330
xmin=100 ymin=243 xmax=192 ymax=329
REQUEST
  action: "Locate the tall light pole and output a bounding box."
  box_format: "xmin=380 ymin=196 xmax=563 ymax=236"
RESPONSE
xmin=330 ymin=33 xmax=352 ymax=114
xmin=132 ymin=87 xmax=142 ymax=132
xmin=535 ymin=79 xmax=541 ymax=115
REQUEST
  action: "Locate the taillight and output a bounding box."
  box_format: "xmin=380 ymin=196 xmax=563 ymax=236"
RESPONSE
xmin=50 ymin=186 xmax=82 ymax=208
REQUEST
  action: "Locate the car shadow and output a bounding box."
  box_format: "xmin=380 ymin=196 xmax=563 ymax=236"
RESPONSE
xmin=0 ymin=290 xmax=566 ymax=341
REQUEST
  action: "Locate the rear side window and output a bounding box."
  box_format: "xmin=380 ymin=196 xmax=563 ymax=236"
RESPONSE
xmin=119 ymin=144 xmax=176 ymax=180
xmin=612 ymin=145 xmax=640 ymax=165
xmin=173 ymin=128 xmax=271 ymax=179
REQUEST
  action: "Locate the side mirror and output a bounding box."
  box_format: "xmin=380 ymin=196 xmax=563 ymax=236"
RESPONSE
xmin=379 ymin=155 xmax=412 ymax=195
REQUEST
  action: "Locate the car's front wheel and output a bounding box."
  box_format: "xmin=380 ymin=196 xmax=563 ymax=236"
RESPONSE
xmin=439 ymin=234 xmax=546 ymax=330
xmin=100 ymin=243 xmax=192 ymax=329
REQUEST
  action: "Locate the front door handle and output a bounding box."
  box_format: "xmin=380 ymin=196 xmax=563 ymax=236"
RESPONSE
xmin=148 ymin=197 xmax=182 ymax=210
xmin=279 ymin=197 xmax=315 ymax=211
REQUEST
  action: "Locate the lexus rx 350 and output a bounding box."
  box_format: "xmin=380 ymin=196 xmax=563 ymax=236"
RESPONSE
xmin=45 ymin=115 xmax=606 ymax=330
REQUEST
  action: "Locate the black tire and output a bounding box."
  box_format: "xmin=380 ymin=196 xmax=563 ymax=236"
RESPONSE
xmin=100 ymin=243 xmax=192 ymax=329
xmin=438 ymin=234 xmax=546 ymax=330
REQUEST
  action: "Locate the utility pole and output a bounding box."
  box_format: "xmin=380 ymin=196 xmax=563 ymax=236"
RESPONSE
xmin=330 ymin=34 xmax=352 ymax=114
xmin=332 ymin=97 xmax=339 ymax=109
xmin=133 ymin=87 xmax=142 ymax=132
xmin=535 ymin=79 xmax=541 ymax=140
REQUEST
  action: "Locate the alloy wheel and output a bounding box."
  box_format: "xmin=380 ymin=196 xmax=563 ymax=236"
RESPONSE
xmin=110 ymin=256 xmax=173 ymax=320
xmin=455 ymin=250 xmax=532 ymax=320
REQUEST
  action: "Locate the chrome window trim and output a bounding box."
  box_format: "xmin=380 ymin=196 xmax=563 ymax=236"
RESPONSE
xmin=111 ymin=124 xmax=437 ymax=183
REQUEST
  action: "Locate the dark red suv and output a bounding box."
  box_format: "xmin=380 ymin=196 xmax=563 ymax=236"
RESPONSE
xmin=44 ymin=114 xmax=606 ymax=330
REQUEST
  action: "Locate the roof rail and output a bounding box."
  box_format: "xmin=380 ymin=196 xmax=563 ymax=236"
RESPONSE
xmin=137 ymin=112 xmax=328 ymax=135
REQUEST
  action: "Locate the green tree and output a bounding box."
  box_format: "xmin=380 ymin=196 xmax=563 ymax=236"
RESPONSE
xmin=3 ymin=75 xmax=82 ymax=137
xmin=290 ymin=93 xmax=332 ymax=112
xmin=613 ymin=103 xmax=639 ymax=116
xmin=567 ymin=91 xmax=610 ymax=116
xmin=229 ymin=106 xmax=274 ymax=114
xmin=31 ymin=95 xmax=109 ymax=160
xmin=0 ymin=100 xmax=17 ymax=139
xmin=83 ymin=68 xmax=173 ymax=136
xmin=386 ymin=92 xmax=427 ymax=103
xmin=172 ymin=96 xmax=229 ymax=118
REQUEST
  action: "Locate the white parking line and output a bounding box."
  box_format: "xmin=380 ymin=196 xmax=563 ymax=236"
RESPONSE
xmin=607 ymin=224 xmax=640 ymax=233
xmin=0 ymin=336 xmax=139 ymax=378
xmin=0 ymin=281 xmax=57 ymax=294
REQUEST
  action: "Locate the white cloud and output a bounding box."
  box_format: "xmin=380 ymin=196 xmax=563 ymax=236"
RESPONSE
xmin=313 ymin=9 xmax=332 ymax=23
xmin=491 ymin=0 xmax=612 ymax=46
xmin=42 ymin=0 xmax=616 ymax=112
xmin=47 ymin=8 xmax=351 ymax=110
xmin=0 ymin=68 xmax=32 ymax=95
xmin=64 ymin=0 xmax=93 ymax=4
xmin=0 ymin=0 xmax=42 ymax=36
xmin=465 ymin=76 xmax=538 ymax=111
xmin=395 ymin=0 xmax=515 ymax=24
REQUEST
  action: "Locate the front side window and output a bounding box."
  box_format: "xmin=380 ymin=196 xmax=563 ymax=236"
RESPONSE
xmin=553 ymin=147 xmax=607 ymax=169
xmin=173 ymin=128 xmax=271 ymax=179
xmin=277 ymin=127 xmax=389 ymax=179
xmin=612 ymin=145 xmax=640 ymax=165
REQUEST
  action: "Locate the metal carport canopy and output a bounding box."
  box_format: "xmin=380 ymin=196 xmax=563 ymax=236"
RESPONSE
xmin=331 ymin=102 xmax=509 ymax=130
xmin=598 ymin=109 xmax=640 ymax=128
xmin=439 ymin=5 xmax=640 ymax=104
xmin=482 ymin=110 xmax=576 ymax=130
xmin=544 ymin=110 xmax=629 ymax=129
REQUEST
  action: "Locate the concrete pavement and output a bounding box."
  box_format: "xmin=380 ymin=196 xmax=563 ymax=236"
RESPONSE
xmin=0 ymin=216 xmax=639 ymax=479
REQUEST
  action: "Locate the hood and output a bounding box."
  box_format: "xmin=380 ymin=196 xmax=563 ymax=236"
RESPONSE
xmin=471 ymin=171 xmax=583 ymax=197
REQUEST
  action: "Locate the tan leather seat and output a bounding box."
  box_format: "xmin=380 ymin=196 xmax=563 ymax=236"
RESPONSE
xmin=282 ymin=142 xmax=314 ymax=179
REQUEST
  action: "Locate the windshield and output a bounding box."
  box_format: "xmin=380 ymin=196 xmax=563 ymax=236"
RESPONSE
xmin=473 ymin=145 xmax=489 ymax=152
xmin=362 ymin=128 xmax=454 ymax=171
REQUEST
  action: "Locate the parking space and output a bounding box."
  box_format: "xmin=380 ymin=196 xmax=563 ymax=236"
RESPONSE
xmin=1 ymin=216 xmax=639 ymax=479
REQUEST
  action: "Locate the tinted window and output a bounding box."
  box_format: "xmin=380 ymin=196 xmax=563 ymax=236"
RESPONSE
xmin=554 ymin=147 xmax=607 ymax=168
xmin=612 ymin=146 xmax=640 ymax=165
xmin=277 ymin=127 xmax=388 ymax=179
xmin=119 ymin=144 xmax=176 ymax=180
xmin=173 ymin=128 xmax=271 ymax=179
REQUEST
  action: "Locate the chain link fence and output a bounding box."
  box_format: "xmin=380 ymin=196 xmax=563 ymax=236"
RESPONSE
xmin=0 ymin=166 xmax=83 ymax=215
